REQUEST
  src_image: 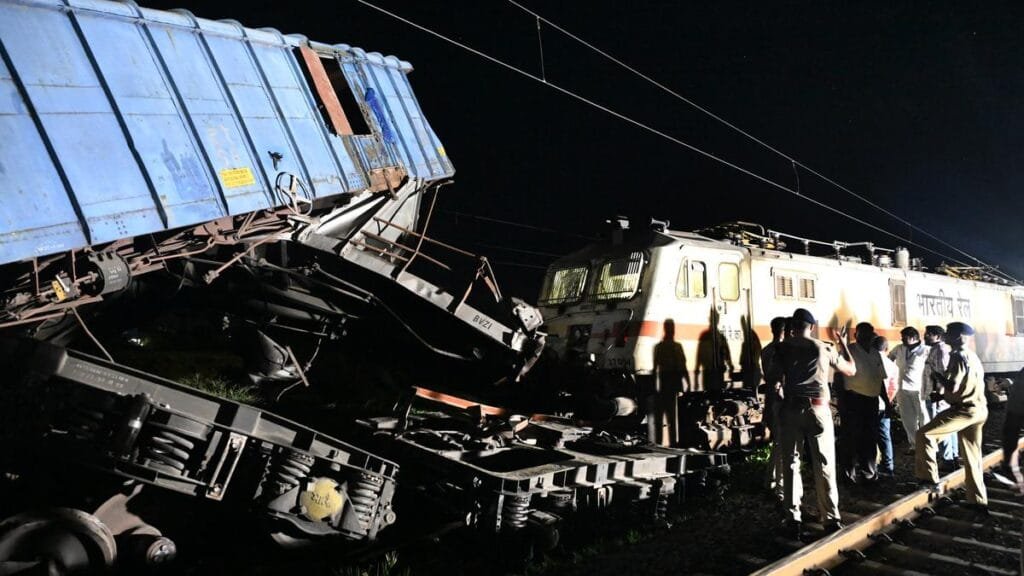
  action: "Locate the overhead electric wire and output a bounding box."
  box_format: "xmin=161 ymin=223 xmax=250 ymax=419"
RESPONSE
xmin=440 ymin=209 xmax=597 ymax=240
xmin=470 ymin=242 xmax=562 ymax=259
xmin=506 ymin=0 xmax=1018 ymax=284
xmin=354 ymin=0 xmax=997 ymax=276
xmin=490 ymin=259 xmax=549 ymax=270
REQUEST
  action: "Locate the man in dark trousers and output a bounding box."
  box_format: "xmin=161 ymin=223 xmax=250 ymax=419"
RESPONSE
xmin=770 ymin=308 xmax=857 ymax=539
xmin=652 ymin=319 xmax=688 ymax=446
xmin=761 ymin=316 xmax=789 ymax=503
xmin=839 ymin=322 xmax=886 ymax=483
xmin=996 ymin=366 xmax=1024 ymax=488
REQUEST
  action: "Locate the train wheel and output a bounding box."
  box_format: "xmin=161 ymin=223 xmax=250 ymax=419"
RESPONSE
xmin=0 ymin=509 xmax=116 ymax=575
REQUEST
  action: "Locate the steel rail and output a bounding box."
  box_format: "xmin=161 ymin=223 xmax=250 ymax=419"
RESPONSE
xmin=750 ymin=442 xmax=1021 ymax=576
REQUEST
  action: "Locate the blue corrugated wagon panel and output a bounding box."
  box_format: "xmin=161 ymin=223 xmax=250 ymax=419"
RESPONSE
xmin=0 ymin=2 xmax=167 ymax=245
xmin=0 ymin=0 xmax=454 ymax=267
xmin=248 ymin=38 xmax=346 ymax=198
xmin=142 ymin=13 xmax=274 ymax=215
xmin=76 ymin=9 xmax=228 ymax=227
xmin=0 ymin=52 xmax=89 ymax=262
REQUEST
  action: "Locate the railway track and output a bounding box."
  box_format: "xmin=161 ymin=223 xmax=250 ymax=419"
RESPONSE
xmin=750 ymin=443 xmax=1023 ymax=576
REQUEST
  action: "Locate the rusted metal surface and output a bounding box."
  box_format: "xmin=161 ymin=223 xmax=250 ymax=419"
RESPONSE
xmin=298 ymin=45 xmax=354 ymax=136
xmin=414 ymin=386 xmax=509 ymax=416
xmin=368 ymin=166 xmax=408 ymax=191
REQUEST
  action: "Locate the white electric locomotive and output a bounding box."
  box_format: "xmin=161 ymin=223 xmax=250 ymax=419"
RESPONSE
xmin=537 ymin=219 xmax=1024 ymax=448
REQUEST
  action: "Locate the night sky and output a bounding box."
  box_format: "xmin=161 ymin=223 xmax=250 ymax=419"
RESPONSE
xmin=147 ymin=1 xmax=1024 ymax=299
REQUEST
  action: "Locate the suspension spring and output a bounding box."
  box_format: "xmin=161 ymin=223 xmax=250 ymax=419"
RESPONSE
xmin=348 ymin=475 xmax=384 ymax=529
xmin=654 ymin=490 xmax=670 ymax=520
xmin=140 ymin=421 xmax=199 ymax=475
xmin=547 ymin=491 xmax=573 ymax=512
xmin=501 ymin=494 xmax=531 ymax=532
xmin=62 ymin=393 xmax=115 ymax=444
xmin=65 ymin=405 xmax=107 ymax=443
xmin=264 ymin=449 xmax=314 ymax=497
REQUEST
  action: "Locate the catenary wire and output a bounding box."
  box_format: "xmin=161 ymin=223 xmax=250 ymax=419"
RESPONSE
xmin=354 ymin=0 xmax=993 ymax=275
xmin=441 ymin=209 xmax=598 ymax=240
xmin=467 ymin=241 xmax=562 ymax=258
xmin=506 ymin=0 xmax=1018 ymax=284
xmin=490 ymin=259 xmax=550 ymax=270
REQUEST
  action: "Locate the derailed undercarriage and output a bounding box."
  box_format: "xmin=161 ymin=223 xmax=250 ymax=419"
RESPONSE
xmin=0 ymin=339 xmax=400 ymax=572
xmin=0 ymin=189 xmax=730 ymax=573
xmin=359 ymin=392 xmax=727 ymax=548
xmin=0 ymin=2 xmax=736 ymax=570
xmin=0 ymin=339 xmax=728 ymax=574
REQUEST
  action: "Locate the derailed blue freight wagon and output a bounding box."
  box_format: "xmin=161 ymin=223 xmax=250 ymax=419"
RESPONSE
xmin=0 ymin=3 xmax=729 ymax=572
xmin=0 ymin=0 xmax=454 ymax=327
xmin=0 ymin=0 xmax=467 ymax=560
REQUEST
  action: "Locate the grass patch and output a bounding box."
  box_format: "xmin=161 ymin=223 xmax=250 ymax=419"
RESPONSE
xmin=179 ymin=373 xmax=260 ymax=405
xmin=333 ymin=552 xmax=409 ymax=576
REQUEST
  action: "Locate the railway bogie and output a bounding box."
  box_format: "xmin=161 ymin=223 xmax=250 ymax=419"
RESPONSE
xmin=358 ymin=404 xmax=728 ymax=545
xmin=2 ymin=339 xmax=399 ymax=545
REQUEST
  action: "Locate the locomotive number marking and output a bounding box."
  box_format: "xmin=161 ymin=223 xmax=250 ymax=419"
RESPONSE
xmin=606 ymin=357 xmax=634 ymax=369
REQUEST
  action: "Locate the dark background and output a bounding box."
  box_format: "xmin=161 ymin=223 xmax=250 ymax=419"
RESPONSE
xmin=145 ymin=0 xmax=1024 ymax=300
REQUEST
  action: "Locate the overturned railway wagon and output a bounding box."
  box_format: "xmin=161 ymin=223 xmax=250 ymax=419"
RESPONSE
xmin=0 ymin=0 xmax=450 ymax=259
xmin=0 ymin=2 xmax=726 ymax=572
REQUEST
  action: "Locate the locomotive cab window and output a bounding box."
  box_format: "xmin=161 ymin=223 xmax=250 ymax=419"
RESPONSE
xmin=592 ymin=251 xmax=644 ymax=301
xmin=719 ymin=262 xmax=740 ymax=301
xmin=538 ymin=265 xmax=589 ymax=306
xmin=676 ymin=260 xmax=707 ymax=299
xmin=1014 ymin=297 xmax=1024 ymax=335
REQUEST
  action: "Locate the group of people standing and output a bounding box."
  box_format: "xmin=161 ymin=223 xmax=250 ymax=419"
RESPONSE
xmin=836 ymin=323 xmax=961 ymax=483
xmin=761 ymin=308 xmax=991 ymax=539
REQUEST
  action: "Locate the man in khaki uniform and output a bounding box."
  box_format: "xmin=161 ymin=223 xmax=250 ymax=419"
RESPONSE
xmin=770 ymin=308 xmax=857 ymax=538
xmin=915 ymin=322 xmax=988 ymax=510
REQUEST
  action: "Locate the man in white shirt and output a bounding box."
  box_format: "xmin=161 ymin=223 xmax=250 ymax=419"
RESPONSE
xmin=924 ymin=325 xmax=958 ymax=465
xmin=889 ymin=326 xmax=932 ymax=453
xmin=838 ymin=322 xmax=886 ymax=483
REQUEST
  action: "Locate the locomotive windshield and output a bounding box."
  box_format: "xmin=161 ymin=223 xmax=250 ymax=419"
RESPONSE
xmin=591 ymin=251 xmax=645 ymax=302
xmin=538 ymin=264 xmax=589 ymax=305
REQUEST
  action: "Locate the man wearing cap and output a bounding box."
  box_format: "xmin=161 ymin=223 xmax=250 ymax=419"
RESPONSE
xmin=915 ymin=322 xmax=988 ymax=511
xmin=769 ymin=308 xmax=857 ymax=538
xmin=924 ymin=325 xmax=959 ymax=466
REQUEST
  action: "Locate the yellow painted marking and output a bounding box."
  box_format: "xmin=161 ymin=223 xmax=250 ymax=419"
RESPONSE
xmin=299 ymin=478 xmax=344 ymax=522
xmin=219 ymin=167 xmax=256 ymax=189
xmin=51 ymin=280 xmax=67 ymax=302
xmin=436 ymin=145 xmax=446 ymax=157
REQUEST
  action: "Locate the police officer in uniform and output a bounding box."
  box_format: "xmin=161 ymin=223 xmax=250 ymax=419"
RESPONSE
xmin=915 ymin=322 xmax=988 ymax=511
xmin=770 ymin=308 xmax=857 ymax=538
